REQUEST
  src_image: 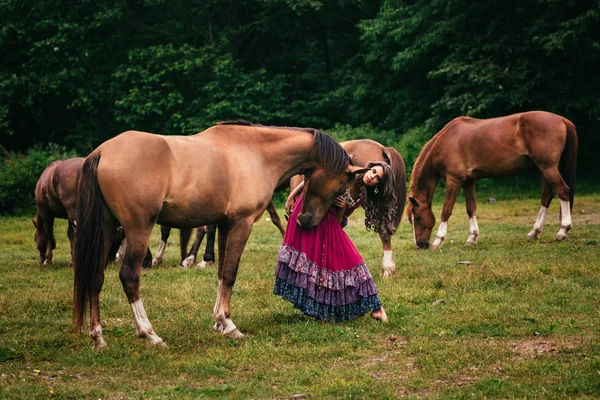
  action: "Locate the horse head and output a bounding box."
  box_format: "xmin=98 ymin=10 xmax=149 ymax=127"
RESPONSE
xmin=407 ymin=196 xmax=435 ymax=249
xmin=297 ymin=165 xmax=369 ymax=228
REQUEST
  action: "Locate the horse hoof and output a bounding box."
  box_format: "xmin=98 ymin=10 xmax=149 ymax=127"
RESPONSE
xmin=43 ymin=259 xmax=51 ymax=266
xmin=181 ymin=256 xmax=195 ymax=268
xmin=381 ymin=269 xmax=395 ymax=279
xmin=225 ymin=329 xmax=245 ymax=339
xmin=197 ymin=260 xmax=213 ymax=269
xmin=151 ymin=258 xmax=161 ymax=267
xmin=555 ymin=232 xmax=568 ymax=241
xmin=527 ymin=232 xmax=539 ymax=240
xmin=465 ymin=240 xmax=477 ymax=246
xmin=93 ymin=339 xmax=108 ymax=350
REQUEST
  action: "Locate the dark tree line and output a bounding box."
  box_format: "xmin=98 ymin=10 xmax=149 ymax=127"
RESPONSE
xmin=1 ymin=0 xmax=599 ymax=173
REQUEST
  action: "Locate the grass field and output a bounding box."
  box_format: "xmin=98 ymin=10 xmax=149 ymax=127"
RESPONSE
xmin=1 ymin=189 xmax=599 ymax=399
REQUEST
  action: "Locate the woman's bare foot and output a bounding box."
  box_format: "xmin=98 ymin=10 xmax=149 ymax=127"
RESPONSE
xmin=371 ymin=307 xmax=388 ymax=322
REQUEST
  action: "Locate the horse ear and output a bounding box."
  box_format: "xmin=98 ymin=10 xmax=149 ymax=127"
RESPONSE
xmin=408 ymin=196 xmax=419 ymax=207
xmin=347 ymin=152 xmax=356 ymax=162
xmin=345 ymin=165 xmax=369 ymax=175
xmin=32 ymin=219 xmax=37 ymax=228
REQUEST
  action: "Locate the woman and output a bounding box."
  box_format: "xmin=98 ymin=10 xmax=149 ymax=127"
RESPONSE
xmin=274 ymin=161 xmax=397 ymax=322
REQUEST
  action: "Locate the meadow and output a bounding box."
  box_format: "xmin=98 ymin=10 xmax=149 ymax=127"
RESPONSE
xmin=1 ymin=188 xmax=599 ymax=399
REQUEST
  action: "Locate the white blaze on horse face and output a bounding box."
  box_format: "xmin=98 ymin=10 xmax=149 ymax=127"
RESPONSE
xmin=431 ymin=221 xmax=447 ymax=250
xmin=528 ymin=206 xmax=548 ymax=239
xmin=556 ymin=200 xmax=572 ymax=240
xmin=130 ymin=299 xmax=164 ymax=345
xmin=466 ymin=216 xmax=480 ymax=245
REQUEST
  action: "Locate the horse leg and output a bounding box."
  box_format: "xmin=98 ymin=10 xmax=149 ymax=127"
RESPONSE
xmin=182 ymin=227 xmax=205 ymax=267
xmin=464 ymin=180 xmax=479 ymax=246
xmin=213 ymin=220 xmax=253 ymax=338
xmin=431 ymin=177 xmax=462 ymax=250
xmin=67 ymin=220 xmax=75 ymax=265
xmin=120 ymin=232 xmax=166 ymax=346
xmin=152 ymin=225 xmax=171 ymax=266
xmin=179 ymin=228 xmax=192 ymax=263
xmin=115 ymin=235 xmax=127 ymax=262
xmin=198 ymin=225 xmax=216 ymax=268
xmin=266 ymin=201 xmax=286 ymax=237
xmin=380 ymin=233 xmax=395 ymax=279
xmin=538 ymin=167 xmax=572 ymax=239
xmin=528 ymin=178 xmax=553 ymax=240
xmin=43 ymin=215 xmax=56 ymax=265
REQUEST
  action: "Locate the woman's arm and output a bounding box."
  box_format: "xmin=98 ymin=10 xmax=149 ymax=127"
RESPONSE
xmin=285 ymin=180 xmax=305 ymax=216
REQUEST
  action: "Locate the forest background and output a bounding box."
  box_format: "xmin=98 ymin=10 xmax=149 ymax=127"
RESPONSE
xmin=1 ymin=0 xmax=599 ymax=215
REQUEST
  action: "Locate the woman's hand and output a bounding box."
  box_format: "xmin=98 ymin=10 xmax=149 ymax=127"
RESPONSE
xmin=335 ymin=195 xmax=346 ymax=209
xmin=285 ymin=196 xmax=296 ymax=216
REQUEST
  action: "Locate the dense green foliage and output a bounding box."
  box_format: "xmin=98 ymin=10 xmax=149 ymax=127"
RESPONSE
xmin=1 ymin=0 xmax=598 ymax=214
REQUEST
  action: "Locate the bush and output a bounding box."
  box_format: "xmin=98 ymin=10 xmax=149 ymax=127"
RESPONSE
xmin=0 ymin=144 xmax=79 ymax=215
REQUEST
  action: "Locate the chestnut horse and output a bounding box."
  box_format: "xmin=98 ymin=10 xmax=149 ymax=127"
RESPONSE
xmin=407 ymin=111 xmax=577 ymax=250
xmin=290 ymin=139 xmax=407 ymax=278
xmin=74 ymin=122 xmax=364 ymax=348
xmin=34 ymin=158 xmax=83 ymax=265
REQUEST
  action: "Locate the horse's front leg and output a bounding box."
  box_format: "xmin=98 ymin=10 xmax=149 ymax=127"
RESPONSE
xmin=121 ymin=234 xmax=166 ymax=346
xmin=43 ymin=215 xmax=56 ymax=265
xmin=213 ymin=219 xmax=253 ymax=339
xmin=181 ymin=227 xmax=205 ymax=267
xmin=431 ymin=177 xmax=462 ymax=250
xmin=379 ymin=233 xmax=395 ymax=279
xmin=266 ymin=201 xmax=286 ymax=237
xmin=463 ymin=181 xmax=479 ymax=246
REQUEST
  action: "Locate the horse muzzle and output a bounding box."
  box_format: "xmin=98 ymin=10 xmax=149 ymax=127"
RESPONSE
xmin=297 ymin=213 xmax=315 ymax=228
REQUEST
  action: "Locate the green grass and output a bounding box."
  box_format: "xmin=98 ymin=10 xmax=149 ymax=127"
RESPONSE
xmin=1 ymin=189 xmax=600 ymax=399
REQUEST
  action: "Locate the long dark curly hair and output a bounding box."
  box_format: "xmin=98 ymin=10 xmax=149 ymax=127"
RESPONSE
xmin=358 ymin=161 xmax=398 ymax=238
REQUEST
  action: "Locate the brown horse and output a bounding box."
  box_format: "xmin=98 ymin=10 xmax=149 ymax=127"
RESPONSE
xmin=407 ymin=111 xmax=577 ymax=250
xmin=74 ymin=122 xmax=365 ymax=348
xmin=33 ymin=157 xmax=83 ymax=265
xmin=290 ymin=139 xmax=407 ymax=278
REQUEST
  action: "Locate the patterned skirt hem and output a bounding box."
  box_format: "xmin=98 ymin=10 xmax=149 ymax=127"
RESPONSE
xmin=274 ymin=278 xmax=382 ymax=322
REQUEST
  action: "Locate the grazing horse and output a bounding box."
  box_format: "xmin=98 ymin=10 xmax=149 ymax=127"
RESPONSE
xmin=33 ymin=158 xmax=83 ymax=265
xmin=153 ymin=201 xmax=285 ymax=268
xmin=74 ymin=122 xmax=364 ymax=348
xmin=406 ymin=111 xmax=577 ymax=250
xmin=289 ymin=139 xmax=407 ymax=278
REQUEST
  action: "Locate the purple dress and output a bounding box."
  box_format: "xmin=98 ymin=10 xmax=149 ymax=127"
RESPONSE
xmin=274 ymin=194 xmax=382 ymax=321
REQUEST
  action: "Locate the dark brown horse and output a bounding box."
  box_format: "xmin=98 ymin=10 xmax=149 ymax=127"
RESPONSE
xmin=290 ymin=139 xmax=407 ymax=278
xmin=407 ymin=111 xmax=577 ymax=250
xmin=33 ymin=157 xmax=83 ymax=265
xmin=74 ymin=122 xmax=364 ymax=348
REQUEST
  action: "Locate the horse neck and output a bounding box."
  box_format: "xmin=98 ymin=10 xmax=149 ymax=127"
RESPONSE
xmin=409 ymin=145 xmax=440 ymax=206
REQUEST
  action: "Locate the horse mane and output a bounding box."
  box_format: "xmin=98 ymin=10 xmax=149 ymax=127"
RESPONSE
xmin=217 ymin=120 xmax=351 ymax=172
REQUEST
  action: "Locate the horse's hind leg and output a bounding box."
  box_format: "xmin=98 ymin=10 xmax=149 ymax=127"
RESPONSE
xmin=380 ymin=233 xmax=395 ymax=279
xmin=198 ymin=225 xmax=216 ymax=268
xmin=213 ymin=220 xmax=253 ymax=339
xmin=43 ymin=215 xmax=56 ymax=265
xmin=181 ymin=227 xmax=205 ymax=267
xmin=67 ymin=220 xmax=75 ymax=265
xmin=528 ymin=178 xmax=553 ymax=240
xmin=464 ymin=180 xmax=479 ymax=246
xmin=266 ymin=202 xmax=286 ymax=237
xmin=152 ymin=225 xmax=171 ymax=266
xmin=535 ymin=166 xmax=571 ymax=239
xmin=120 ymin=231 xmax=166 ymax=346
xmin=179 ymin=228 xmax=192 ymax=263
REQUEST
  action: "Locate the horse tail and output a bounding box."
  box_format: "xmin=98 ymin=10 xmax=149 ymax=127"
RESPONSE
xmin=560 ymin=118 xmax=578 ymax=211
xmin=73 ymin=152 xmax=108 ymax=332
xmin=385 ymin=146 xmax=407 ymax=227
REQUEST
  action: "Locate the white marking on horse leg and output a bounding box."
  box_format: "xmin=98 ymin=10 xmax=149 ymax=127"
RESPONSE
xmin=431 ymin=221 xmax=447 ymax=250
xmin=527 ymin=206 xmax=548 ymax=240
xmin=212 ymin=279 xmax=244 ymax=338
xmin=115 ymin=238 xmax=127 ymax=262
xmin=181 ymin=255 xmax=196 ymax=268
xmin=556 ymin=200 xmax=572 ymax=240
xmin=130 ymin=299 xmax=166 ymax=346
xmin=89 ymin=324 xmax=108 ymax=349
xmin=466 ymin=216 xmax=480 ymax=245
xmin=151 ymin=240 xmax=167 ymax=266
xmin=197 ymin=260 xmax=214 ymax=269
xmin=381 ymin=250 xmax=395 ymax=279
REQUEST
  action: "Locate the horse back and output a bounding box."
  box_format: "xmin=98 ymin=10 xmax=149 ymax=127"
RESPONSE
xmin=35 ymin=160 xmax=68 ymax=218
xmin=53 ymin=158 xmax=84 ymax=218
